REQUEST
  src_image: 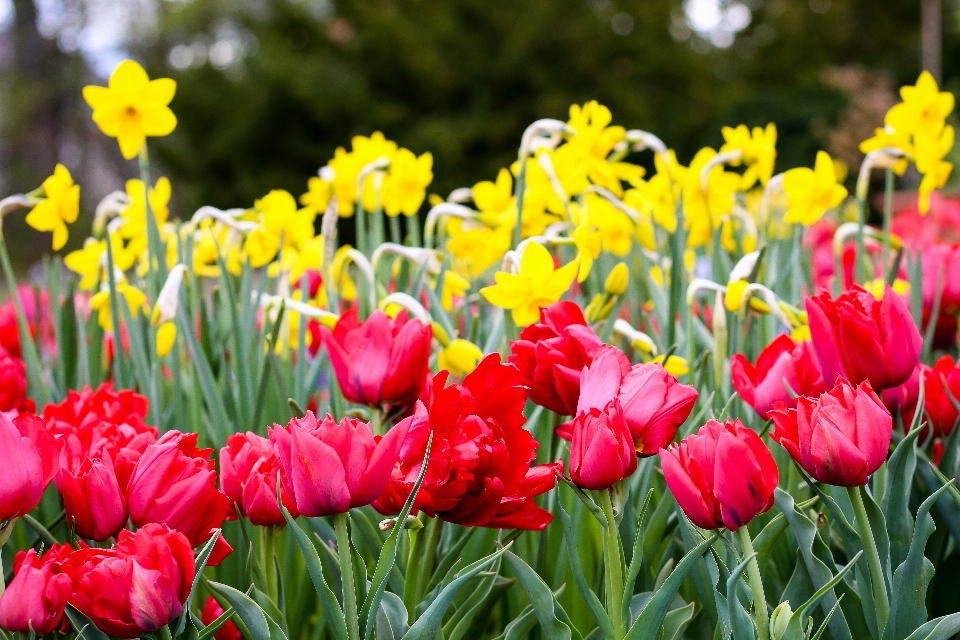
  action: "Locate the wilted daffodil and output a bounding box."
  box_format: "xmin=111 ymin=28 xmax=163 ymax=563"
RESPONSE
xmin=480 ymin=241 xmax=578 ymax=326
xmin=720 ymin=123 xmax=777 ymax=189
xmin=25 ymin=164 xmax=80 ymax=250
xmin=782 ymin=151 xmax=848 ymax=225
xmin=82 ymin=60 xmax=177 ymax=160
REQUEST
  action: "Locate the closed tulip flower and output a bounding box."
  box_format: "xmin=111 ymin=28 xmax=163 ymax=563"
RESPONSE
xmin=55 ymin=450 xmax=127 ymax=541
xmin=0 ymin=346 xmax=29 ymax=413
xmin=374 ymin=356 xmax=563 ymax=530
xmin=508 ymin=301 xmax=604 ymax=416
xmin=70 ymin=524 xmax=195 ymax=639
xmin=0 ymin=544 xmax=76 ymax=635
xmin=731 ymin=333 xmax=828 ymax=418
xmin=569 ymin=346 xmax=698 ymax=455
xmin=220 ymin=431 xmax=298 ymax=526
xmin=269 ymin=411 xmax=409 ymax=517
xmin=570 ymin=399 xmax=637 ymax=490
xmin=770 ymin=377 xmax=892 ymax=486
xmin=923 ymin=356 xmax=960 ymax=439
xmin=661 ymin=419 xmax=779 ymax=531
xmin=126 ymin=431 xmax=232 ymax=561
xmin=320 ymin=307 xmax=432 ymax=409
xmin=806 ymin=284 xmax=921 ymax=390
xmin=0 ymin=413 xmax=58 ymax=522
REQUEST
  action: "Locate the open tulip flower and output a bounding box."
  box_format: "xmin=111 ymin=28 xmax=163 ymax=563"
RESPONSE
xmin=2 ymin=69 xmax=960 ymax=640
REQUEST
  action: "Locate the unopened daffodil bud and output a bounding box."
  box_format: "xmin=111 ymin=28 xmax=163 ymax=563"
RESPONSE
xmin=604 ymin=262 xmax=629 ymax=296
xmin=866 ymin=278 xmax=910 ymax=300
xmin=791 ymin=324 xmax=811 ymax=342
xmin=152 ymin=264 xmax=187 ymax=326
xmin=653 ymin=354 xmax=690 ymax=377
xmin=584 ymin=293 xmax=615 ymax=323
xmin=769 ymin=601 xmax=793 ymax=640
xmin=432 ymin=321 xmax=452 ymax=347
xmin=438 ymin=339 xmax=483 ymax=377
xmin=156 ymin=321 xmax=177 ymax=358
xmin=725 ymin=279 xmax=749 ymax=312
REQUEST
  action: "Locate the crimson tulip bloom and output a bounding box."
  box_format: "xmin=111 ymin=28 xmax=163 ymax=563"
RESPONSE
xmin=44 ymin=383 xmax=158 ymax=491
xmin=0 ymin=412 xmax=58 ymax=522
xmin=55 ymin=450 xmax=127 ymax=541
xmin=569 ymin=399 xmax=637 ymax=490
xmin=731 ymin=334 xmax=827 ymax=418
xmin=70 ymin=524 xmax=195 ymax=639
xmin=566 ymin=346 xmax=698 ymax=455
xmin=0 ymin=285 xmax=52 ymax=360
xmin=0 ymin=544 xmax=76 ymax=635
xmin=270 ymin=411 xmax=409 ymax=517
xmin=374 ymin=355 xmax=563 ymax=530
xmin=126 ymin=431 xmax=232 ymax=561
xmin=770 ymin=377 xmax=892 ymax=487
xmin=882 ymin=363 xmax=924 ymax=428
xmin=806 ymin=284 xmax=921 ymax=390
xmin=220 ymin=431 xmax=298 ymax=526
xmin=661 ymin=419 xmax=779 ymax=531
xmin=923 ymin=356 xmax=960 ymax=439
xmin=0 ymin=346 xmax=30 ymax=413
xmin=201 ymin=596 xmax=242 ymax=640
xmin=320 ymin=307 xmax=432 ymax=409
xmin=508 ymin=301 xmax=604 ymax=416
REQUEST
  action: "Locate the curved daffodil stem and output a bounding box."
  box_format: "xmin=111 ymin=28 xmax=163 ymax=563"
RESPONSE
xmin=848 ymin=485 xmax=889 ymax=633
xmin=334 ymin=512 xmax=360 ymax=640
xmin=737 ymin=526 xmax=769 ymax=640
xmin=882 ymin=168 xmax=894 ymax=281
xmin=599 ymin=489 xmax=626 ymax=640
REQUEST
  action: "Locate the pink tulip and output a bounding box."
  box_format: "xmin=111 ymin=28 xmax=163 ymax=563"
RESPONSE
xmin=0 ymin=413 xmax=58 ymax=522
xmin=0 ymin=544 xmax=76 ymax=635
xmin=55 ymin=449 xmax=127 ymax=541
xmin=569 ymin=399 xmax=637 ymax=490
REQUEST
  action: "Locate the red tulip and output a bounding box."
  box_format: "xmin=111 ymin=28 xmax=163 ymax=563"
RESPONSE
xmin=566 ymin=346 xmax=698 ymax=455
xmin=660 ymin=419 xmax=779 ymax=531
xmin=0 ymin=346 xmax=30 ymax=413
xmin=374 ymin=355 xmax=562 ymax=530
xmin=508 ymin=301 xmax=604 ymax=416
xmin=126 ymin=431 xmax=232 ymax=562
xmin=882 ymin=363 xmax=924 ymax=428
xmin=320 ymin=307 xmax=432 ymax=409
xmin=0 ymin=544 xmax=76 ymax=635
xmin=569 ymin=399 xmax=637 ymax=490
xmin=43 ymin=383 xmax=158 ymax=491
xmin=923 ymin=356 xmax=960 ymax=439
xmin=0 ymin=412 xmax=58 ymax=522
xmin=270 ymin=411 xmax=409 ymax=517
xmin=55 ymin=449 xmax=127 ymax=541
xmin=70 ymin=524 xmax=195 ymax=639
xmin=201 ymin=596 xmax=242 ymax=640
xmin=220 ymin=431 xmax=298 ymax=526
xmin=0 ymin=285 xmax=53 ymax=360
xmin=806 ymin=284 xmax=921 ymax=390
xmin=770 ymin=377 xmax=892 ymax=486
xmin=731 ymin=334 xmax=828 ymax=418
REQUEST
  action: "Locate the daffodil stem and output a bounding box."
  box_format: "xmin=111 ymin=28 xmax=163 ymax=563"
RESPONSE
xmin=882 ymin=168 xmax=894 ymax=281
xmin=855 ymin=194 xmax=868 ymax=285
xmin=356 ymin=203 xmax=368 ymax=256
xmin=737 ymin=526 xmax=769 ymax=640
xmin=599 ymin=489 xmax=626 ymax=640
xmin=334 ymin=512 xmax=360 ymax=640
xmin=104 ymin=234 xmax=126 ymax=388
xmin=408 ymin=214 xmax=421 ymax=248
xmin=849 ymin=485 xmax=889 ymax=633
xmin=0 ymin=239 xmax=48 ymax=406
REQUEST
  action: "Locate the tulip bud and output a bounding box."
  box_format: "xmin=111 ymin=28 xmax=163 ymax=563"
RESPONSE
xmin=55 ymin=451 xmax=127 ymax=541
xmin=604 ymin=262 xmax=629 ymax=295
xmin=770 ymin=601 xmax=793 ymax=640
xmin=570 ymin=399 xmax=637 ymax=490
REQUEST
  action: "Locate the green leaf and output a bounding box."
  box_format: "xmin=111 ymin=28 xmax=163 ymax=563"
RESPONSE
xmin=279 ymin=496 xmax=348 ymax=640
xmin=376 ymin=591 xmax=409 ymax=640
xmin=885 ymin=482 xmax=953 ymax=640
xmin=557 ymin=497 xmax=614 ymax=638
xmin=881 ymin=427 xmax=922 ymax=575
xmin=503 ymin=550 xmax=574 ymax=640
xmin=780 ymin=552 xmax=863 ymax=640
xmin=726 ymin=552 xmax=756 ymax=640
xmin=197 ymin=606 xmax=236 ymax=640
xmin=624 ymin=533 xmax=718 ymax=640
xmin=661 ymin=602 xmax=696 ymax=640
xmin=177 ymin=297 xmax=231 ymax=442
xmin=205 ymin=582 xmax=272 ymax=640
xmin=175 ymin=529 xmax=222 ymax=638
xmin=401 ymin=543 xmax=512 ymax=640
xmin=65 ymin=605 xmax=110 ymax=640
xmin=902 ymin=613 xmax=960 ymax=640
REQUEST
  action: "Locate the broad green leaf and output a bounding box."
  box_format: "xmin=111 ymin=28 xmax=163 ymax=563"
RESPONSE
xmin=557 ymin=497 xmax=614 ymax=638
xmin=377 ymin=591 xmax=409 ymax=640
xmin=175 ymin=529 xmax=222 ymax=638
xmin=726 ymin=553 xmax=756 ymax=640
xmin=902 ymin=613 xmax=960 ymax=640
xmin=662 ymin=602 xmax=696 ymax=640
xmin=206 ymin=581 xmax=271 ymax=640
xmin=881 ymin=428 xmax=922 ymax=582
xmin=65 ymin=605 xmax=109 ymax=640
xmin=503 ymin=550 xmax=574 ymax=640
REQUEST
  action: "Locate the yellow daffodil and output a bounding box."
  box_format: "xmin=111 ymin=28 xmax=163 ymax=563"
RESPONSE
xmin=885 ymin=71 xmax=954 ymax=138
xmin=65 ymin=237 xmax=107 ymax=290
xmin=438 ymin=339 xmax=484 ymax=377
xmin=683 ymin=148 xmax=739 ymax=247
xmin=473 ymin=168 xmax=516 ymax=228
xmin=653 ymin=354 xmax=689 ymax=377
xmin=445 ymin=218 xmax=511 ymax=280
xmin=914 ymin=125 xmax=954 ymax=214
xmin=720 ymin=123 xmax=777 ymax=189
xmin=329 ymin=245 xmax=359 ymax=302
xmin=439 ymin=271 xmax=470 ymax=311
xmin=118 ymin=177 xmax=170 ymax=239
xmin=604 ymin=262 xmax=629 ymax=295
xmin=328 ymin=132 xmax=398 ymax=216
xmin=782 ymin=151 xmax=848 ymax=225
xmin=82 ymin=60 xmax=177 ymax=160
xmin=382 ymin=148 xmax=433 ymax=217
xmin=156 ymin=321 xmax=177 ymax=357
xmin=288 ymin=234 xmax=325 ymax=285
xmin=480 ymin=241 xmax=578 ymax=326
xmin=300 ymin=176 xmax=333 ymax=215
xmin=859 ymin=127 xmax=912 ymax=174
xmin=25 ymin=164 xmax=80 ymax=251
xmin=566 ymin=101 xmax=626 ymax=162
xmin=90 ymin=281 xmax=148 ymax=332
xmin=579 ymin=193 xmax=635 ymax=257
xmin=572 ymin=218 xmax=602 ymax=282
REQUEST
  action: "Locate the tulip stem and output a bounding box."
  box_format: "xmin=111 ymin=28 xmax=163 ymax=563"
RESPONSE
xmin=598 ymin=489 xmax=626 ymax=640
xmin=848 ymin=485 xmax=889 ymax=633
xmin=333 ymin=512 xmax=360 ymax=640
xmin=737 ymin=526 xmax=769 ymax=640
xmin=261 ymin=525 xmax=279 ymax=605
